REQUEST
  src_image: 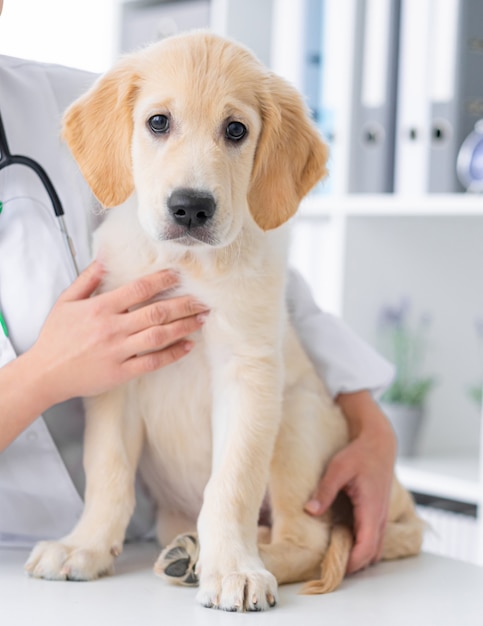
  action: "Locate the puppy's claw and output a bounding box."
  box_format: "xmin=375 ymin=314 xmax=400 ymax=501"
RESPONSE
xmin=110 ymin=545 xmax=122 ymax=558
xmin=197 ymin=569 xmax=278 ymax=612
xmin=25 ymin=541 xmax=115 ymax=581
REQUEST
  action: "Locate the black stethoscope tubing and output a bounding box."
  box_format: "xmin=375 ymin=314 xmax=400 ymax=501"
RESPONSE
xmin=0 ymin=108 xmax=79 ymax=276
xmin=0 ymin=109 xmax=65 ymax=217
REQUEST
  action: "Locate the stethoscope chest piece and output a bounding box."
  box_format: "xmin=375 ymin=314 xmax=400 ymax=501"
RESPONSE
xmin=457 ymin=120 xmax=483 ymax=193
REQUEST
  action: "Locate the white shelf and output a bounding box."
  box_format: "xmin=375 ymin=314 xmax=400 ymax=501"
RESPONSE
xmin=299 ymin=193 xmax=483 ymax=218
xmin=396 ymin=456 xmax=483 ymax=505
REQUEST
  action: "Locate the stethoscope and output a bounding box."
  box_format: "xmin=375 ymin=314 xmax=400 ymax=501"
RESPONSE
xmin=0 ymin=107 xmax=80 ymax=277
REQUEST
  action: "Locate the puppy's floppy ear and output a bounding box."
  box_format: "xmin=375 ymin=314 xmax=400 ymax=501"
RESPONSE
xmin=62 ymin=58 xmax=139 ymax=208
xmin=249 ymin=73 xmax=329 ymax=230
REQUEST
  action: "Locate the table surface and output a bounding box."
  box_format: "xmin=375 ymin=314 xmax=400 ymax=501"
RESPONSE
xmin=1 ymin=542 xmax=483 ymax=625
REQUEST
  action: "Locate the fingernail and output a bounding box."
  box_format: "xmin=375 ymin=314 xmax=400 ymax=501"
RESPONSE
xmin=91 ymin=258 xmax=106 ymax=274
xmin=193 ymin=301 xmax=209 ymax=312
xmin=165 ymin=271 xmax=180 ymax=285
xmin=94 ymin=248 xmax=107 ymax=267
xmin=196 ymin=312 xmax=209 ymax=324
xmin=304 ymin=500 xmax=323 ymax=515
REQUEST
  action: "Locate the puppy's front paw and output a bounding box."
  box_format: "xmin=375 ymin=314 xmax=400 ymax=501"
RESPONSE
xmin=25 ymin=540 xmax=119 ymax=581
xmin=197 ymin=567 xmax=278 ymax=612
xmin=154 ymin=532 xmax=200 ymax=586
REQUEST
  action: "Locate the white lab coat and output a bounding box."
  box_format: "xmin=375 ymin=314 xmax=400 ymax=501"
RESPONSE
xmin=0 ymin=55 xmax=394 ymax=547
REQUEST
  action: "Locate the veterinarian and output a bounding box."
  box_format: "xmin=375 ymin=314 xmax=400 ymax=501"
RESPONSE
xmin=0 ymin=0 xmax=397 ymax=574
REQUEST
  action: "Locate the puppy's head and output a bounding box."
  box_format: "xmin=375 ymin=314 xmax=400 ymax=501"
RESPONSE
xmin=64 ymin=32 xmax=328 ymax=247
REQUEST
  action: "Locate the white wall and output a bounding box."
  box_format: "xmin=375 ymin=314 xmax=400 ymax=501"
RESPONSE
xmin=0 ymin=0 xmax=120 ymax=72
xmin=342 ymin=216 xmax=483 ymax=456
xmin=0 ymin=0 xmax=280 ymax=73
xmin=211 ymin=0 xmax=273 ymax=66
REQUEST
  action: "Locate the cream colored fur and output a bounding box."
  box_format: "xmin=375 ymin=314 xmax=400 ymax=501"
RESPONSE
xmin=25 ymin=32 xmax=423 ymax=611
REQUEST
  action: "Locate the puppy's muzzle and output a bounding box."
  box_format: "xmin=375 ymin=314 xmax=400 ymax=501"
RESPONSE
xmin=168 ymin=188 xmax=216 ymax=229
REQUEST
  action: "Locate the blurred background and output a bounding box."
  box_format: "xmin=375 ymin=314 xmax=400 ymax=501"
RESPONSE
xmin=0 ymin=0 xmax=120 ymax=71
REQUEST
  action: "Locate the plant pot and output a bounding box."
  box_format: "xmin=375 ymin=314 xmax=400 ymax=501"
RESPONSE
xmin=380 ymin=402 xmax=424 ymax=457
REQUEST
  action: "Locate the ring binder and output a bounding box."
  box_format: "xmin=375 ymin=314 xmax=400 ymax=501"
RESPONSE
xmin=348 ymin=0 xmax=401 ymax=193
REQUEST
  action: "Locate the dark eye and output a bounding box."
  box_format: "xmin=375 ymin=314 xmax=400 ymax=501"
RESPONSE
xmin=148 ymin=114 xmax=170 ymax=135
xmin=225 ymin=121 xmax=247 ymax=142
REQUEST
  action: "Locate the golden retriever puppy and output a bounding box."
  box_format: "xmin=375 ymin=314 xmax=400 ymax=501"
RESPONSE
xmin=25 ymin=31 xmax=423 ymax=611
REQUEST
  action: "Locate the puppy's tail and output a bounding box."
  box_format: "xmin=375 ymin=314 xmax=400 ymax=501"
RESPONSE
xmin=300 ymin=524 xmax=353 ymax=595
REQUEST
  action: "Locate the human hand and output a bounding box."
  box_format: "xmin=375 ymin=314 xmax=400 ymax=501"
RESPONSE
xmin=30 ymin=260 xmax=208 ymax=405
xmin=304 ymin=390 xmax=397 ymax=574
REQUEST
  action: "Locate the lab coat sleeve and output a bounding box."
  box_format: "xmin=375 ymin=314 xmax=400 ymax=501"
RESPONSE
xmin=287 ymin=268 xmax=395 ymax=399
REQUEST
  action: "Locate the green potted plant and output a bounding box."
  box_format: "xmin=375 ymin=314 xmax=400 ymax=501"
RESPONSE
xmin=378 ymin=298 xmax=436 ymax=457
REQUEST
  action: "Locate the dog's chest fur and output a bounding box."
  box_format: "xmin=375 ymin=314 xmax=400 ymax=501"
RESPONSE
xmin=93 ymin=201 xmax=289 ymax=519
xmin=134 ymin=342 xmax=214 ymax=519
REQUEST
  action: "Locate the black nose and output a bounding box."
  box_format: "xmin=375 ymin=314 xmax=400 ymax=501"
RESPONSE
xmin=167 ymin=189 xmax=216 ymax=228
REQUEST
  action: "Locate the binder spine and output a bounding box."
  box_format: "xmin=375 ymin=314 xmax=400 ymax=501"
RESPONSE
xmin=427 ymin=0 xmax=462 ymax=193
xmin=348 ymin=0 xmax=401 ymax=193
xmin=317 ymin=0 xmax=358 ymax=194
xmin=394 ymin=0 xmax=432 ymax=194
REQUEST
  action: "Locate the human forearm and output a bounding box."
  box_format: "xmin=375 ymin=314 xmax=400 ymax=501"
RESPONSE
xmin=335 ymin=389 xmax=397 ymax=449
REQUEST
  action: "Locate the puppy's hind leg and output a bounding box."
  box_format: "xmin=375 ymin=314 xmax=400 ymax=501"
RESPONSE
xmin=154 ymin=511 xmax=200 ymax=586
xmin=381 ymin=478 xmax=425 ymax=561
xmin=300 ymin=523 xmax=353 ymax=594
xmin=155 ymin=532 xmax=200 ymax=587
xmin=259 ymin=368 xmax=350 ymax=593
